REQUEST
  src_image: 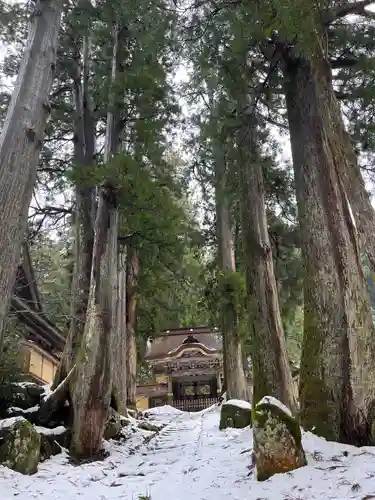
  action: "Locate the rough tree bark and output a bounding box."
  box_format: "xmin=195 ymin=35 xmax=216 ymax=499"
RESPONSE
xmin=328 ymin=102 xmax=375 ymax=275
xmin=214 ymin=157 xmax=248 ymax=398
xmin=104 ymin=23 xmax=127 ymax=412
xmin=214 ymin=186 xmax=249 ymax=401
xmin=112 ymin=246 xmax=128 ymax=416
xmin=208 ymin=85 xmax=248 ymax=401
xmin=53 ymin=26 xmax=95 ymax=388
xmin=70 ymin=182 xmax=118 ymax=458
xmin=0 ymin=0 xmax=63 ymax=352
xmin=126 ymin=250 xmax=139 ymax=408
xmin=237 ymin=117 xmax=297 ymax=412
xmin=70 ymin=23 xmax=120 ymax=459
xmin=316 ymin=1 xmax=375 ymax=274
xmin=341 ymin=152 xmax=375 ymax=273
xmin=283 ymin=40 xmax=375 ymax=444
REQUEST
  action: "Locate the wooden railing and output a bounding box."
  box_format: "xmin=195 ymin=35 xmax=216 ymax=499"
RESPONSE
xmin=172 ymin=397 xmax=219 ymax=412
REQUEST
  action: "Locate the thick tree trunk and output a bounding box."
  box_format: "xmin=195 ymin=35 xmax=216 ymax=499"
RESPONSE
xmin=70 ymin=185 xmax=118 ymax=458
xmin=70 ymin=23 xmax=120 ymax=459
xmin=237 ymin=120 xmax=297 ymax=412
xmin=102 ymin=22 xmax=127 ymax=412
xmin=218 ymin=209 xmax=249 ymax=402
xmin=64 ymin=186 xmax=94 ymax=365
xmin=0 ymin=0 xmax=63 ymax=352
xmin=112 ymin=247 xmax=128 ymax=415
xmin=214 ymin=159 xmax=248 ymax=401
xmin=328 ymin=104 xmax=375 ymax=274
xmin=53 ymin=30 xmax=95 ymax=388
xmin=126 ymin=250 xmax=139 ymax=408
xmin=207 ymin=79 xmax=248 ymax=401
xmin=283 ymin=42 xmax=375 ymax=445
xmin=53 ymin=190 xmax=93 ymax=387
xmin=342 ymin=155 xmax=375 ymax=273
xmin=301 ymin=46 xmax=375 ymax=274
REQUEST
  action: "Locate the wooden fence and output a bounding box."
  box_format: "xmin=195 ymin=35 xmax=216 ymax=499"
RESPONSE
xmin=172 ymin=397 xmax=219 ymax=412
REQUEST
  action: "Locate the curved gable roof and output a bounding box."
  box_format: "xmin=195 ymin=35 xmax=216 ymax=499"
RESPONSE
xmin=145 ymin=327 xmax=222 ymax=360
xmin=167 ymin=341 xmax=217 ymax=358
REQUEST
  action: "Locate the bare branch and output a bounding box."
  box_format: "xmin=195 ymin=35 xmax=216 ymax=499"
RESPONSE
xmin=34 ymin=205 xmax=73 ymax=216
xmin=330 ymin=56 xmax=359 ymax=68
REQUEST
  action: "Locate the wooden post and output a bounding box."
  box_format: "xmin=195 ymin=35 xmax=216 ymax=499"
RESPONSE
xmin=167 ymin=375 xmax=173 ymax=405
xmin=217 ymin=371 xmax=222 ymax=395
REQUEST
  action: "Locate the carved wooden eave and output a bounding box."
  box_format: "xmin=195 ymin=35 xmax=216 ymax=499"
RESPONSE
xmin=164 ymin=359 xmax=221 ymax=375
xmin=150 ymin=344 xmax=222 ymax=375
xmin=167 ymin=341 xmax=218 ymax=358
xmin=145 ymin=327 xmax=222 ymax=360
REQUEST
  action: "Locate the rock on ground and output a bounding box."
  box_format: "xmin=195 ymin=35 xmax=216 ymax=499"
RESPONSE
xmin=127 ymin=408 xmax=140 ymax=419
xmin=253 ymin=396 xmax=307 ymax=481
xmin=6 ymin=404 xmax=40 ymax=423
xmin=0 ymin=417 xmax=41 ymax=474
xmin=219 ymin=399 xmax=252 ymax=430
xmin=104 ymin=408 xmax=131 ymax=440
xmin=138 ymin=420 xmax=163 ymax=432
xmin=35 ymin=426 xmax=70 ymax=461
xmin=7 ymin=382 xmax=45 ymax=410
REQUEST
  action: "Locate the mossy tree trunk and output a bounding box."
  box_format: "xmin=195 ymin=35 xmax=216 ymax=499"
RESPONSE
xmin=0 ymin=0 xmax=63 ymax=353
xmin=70 ymin=22 xmax=121 ymax=459
xmin=202 ymin=66 xmax=248 ymax=400
xmin=208 ymin=80 xmax=248 ymax=401
xmin=101 ymin=22 xmax=126 ymax=412
xmin=126 ymin=249 xmax=138 ymax=407
xmin=283 ymin=40 xmax=375 ymax=444
xmin=53 ymin=18 xmax=95 ymax=388
xmin=215 ymin=189 xmax=248 ymax=401
xmin=237 ymin=116 xmax=297 ymax=413
xmin=70 ymin=183 xmax=118 ymax=458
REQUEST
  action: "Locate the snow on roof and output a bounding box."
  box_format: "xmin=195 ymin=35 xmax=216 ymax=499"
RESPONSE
xmin=224 ymin=399 xmax=252 ymax=410
xmin=257 ymin=395 xmax=292 ymax=417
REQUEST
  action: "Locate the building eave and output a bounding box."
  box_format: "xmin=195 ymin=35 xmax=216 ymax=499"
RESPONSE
xmin=11 ymin=295 xmax=65 ymax=352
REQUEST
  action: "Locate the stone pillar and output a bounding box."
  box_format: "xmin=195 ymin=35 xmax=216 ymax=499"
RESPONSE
xmin=167 ymin=375 xmax=173 ymax=405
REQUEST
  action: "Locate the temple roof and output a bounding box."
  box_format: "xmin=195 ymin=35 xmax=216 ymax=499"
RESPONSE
xmin=145 ymin=326 xmax=222 ymax=360
xmin=11 ymin=241 xmax=65 ymax=356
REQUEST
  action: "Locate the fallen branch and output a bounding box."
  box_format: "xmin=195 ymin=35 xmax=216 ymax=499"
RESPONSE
xmin=37 ymin=365 xmax=76 ymax=425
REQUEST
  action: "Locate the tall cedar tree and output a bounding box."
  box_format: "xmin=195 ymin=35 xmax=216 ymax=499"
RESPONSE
xmin=0 ymin=0 xmax=63 ymax=353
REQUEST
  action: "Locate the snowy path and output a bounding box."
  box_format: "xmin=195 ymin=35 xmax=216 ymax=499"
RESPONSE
xmin=3 ymin=405 xmax=375 ymax=499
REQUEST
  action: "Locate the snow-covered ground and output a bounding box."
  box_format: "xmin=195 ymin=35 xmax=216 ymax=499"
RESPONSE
xmin=2 ymin=404 xmax=375 ymax=499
